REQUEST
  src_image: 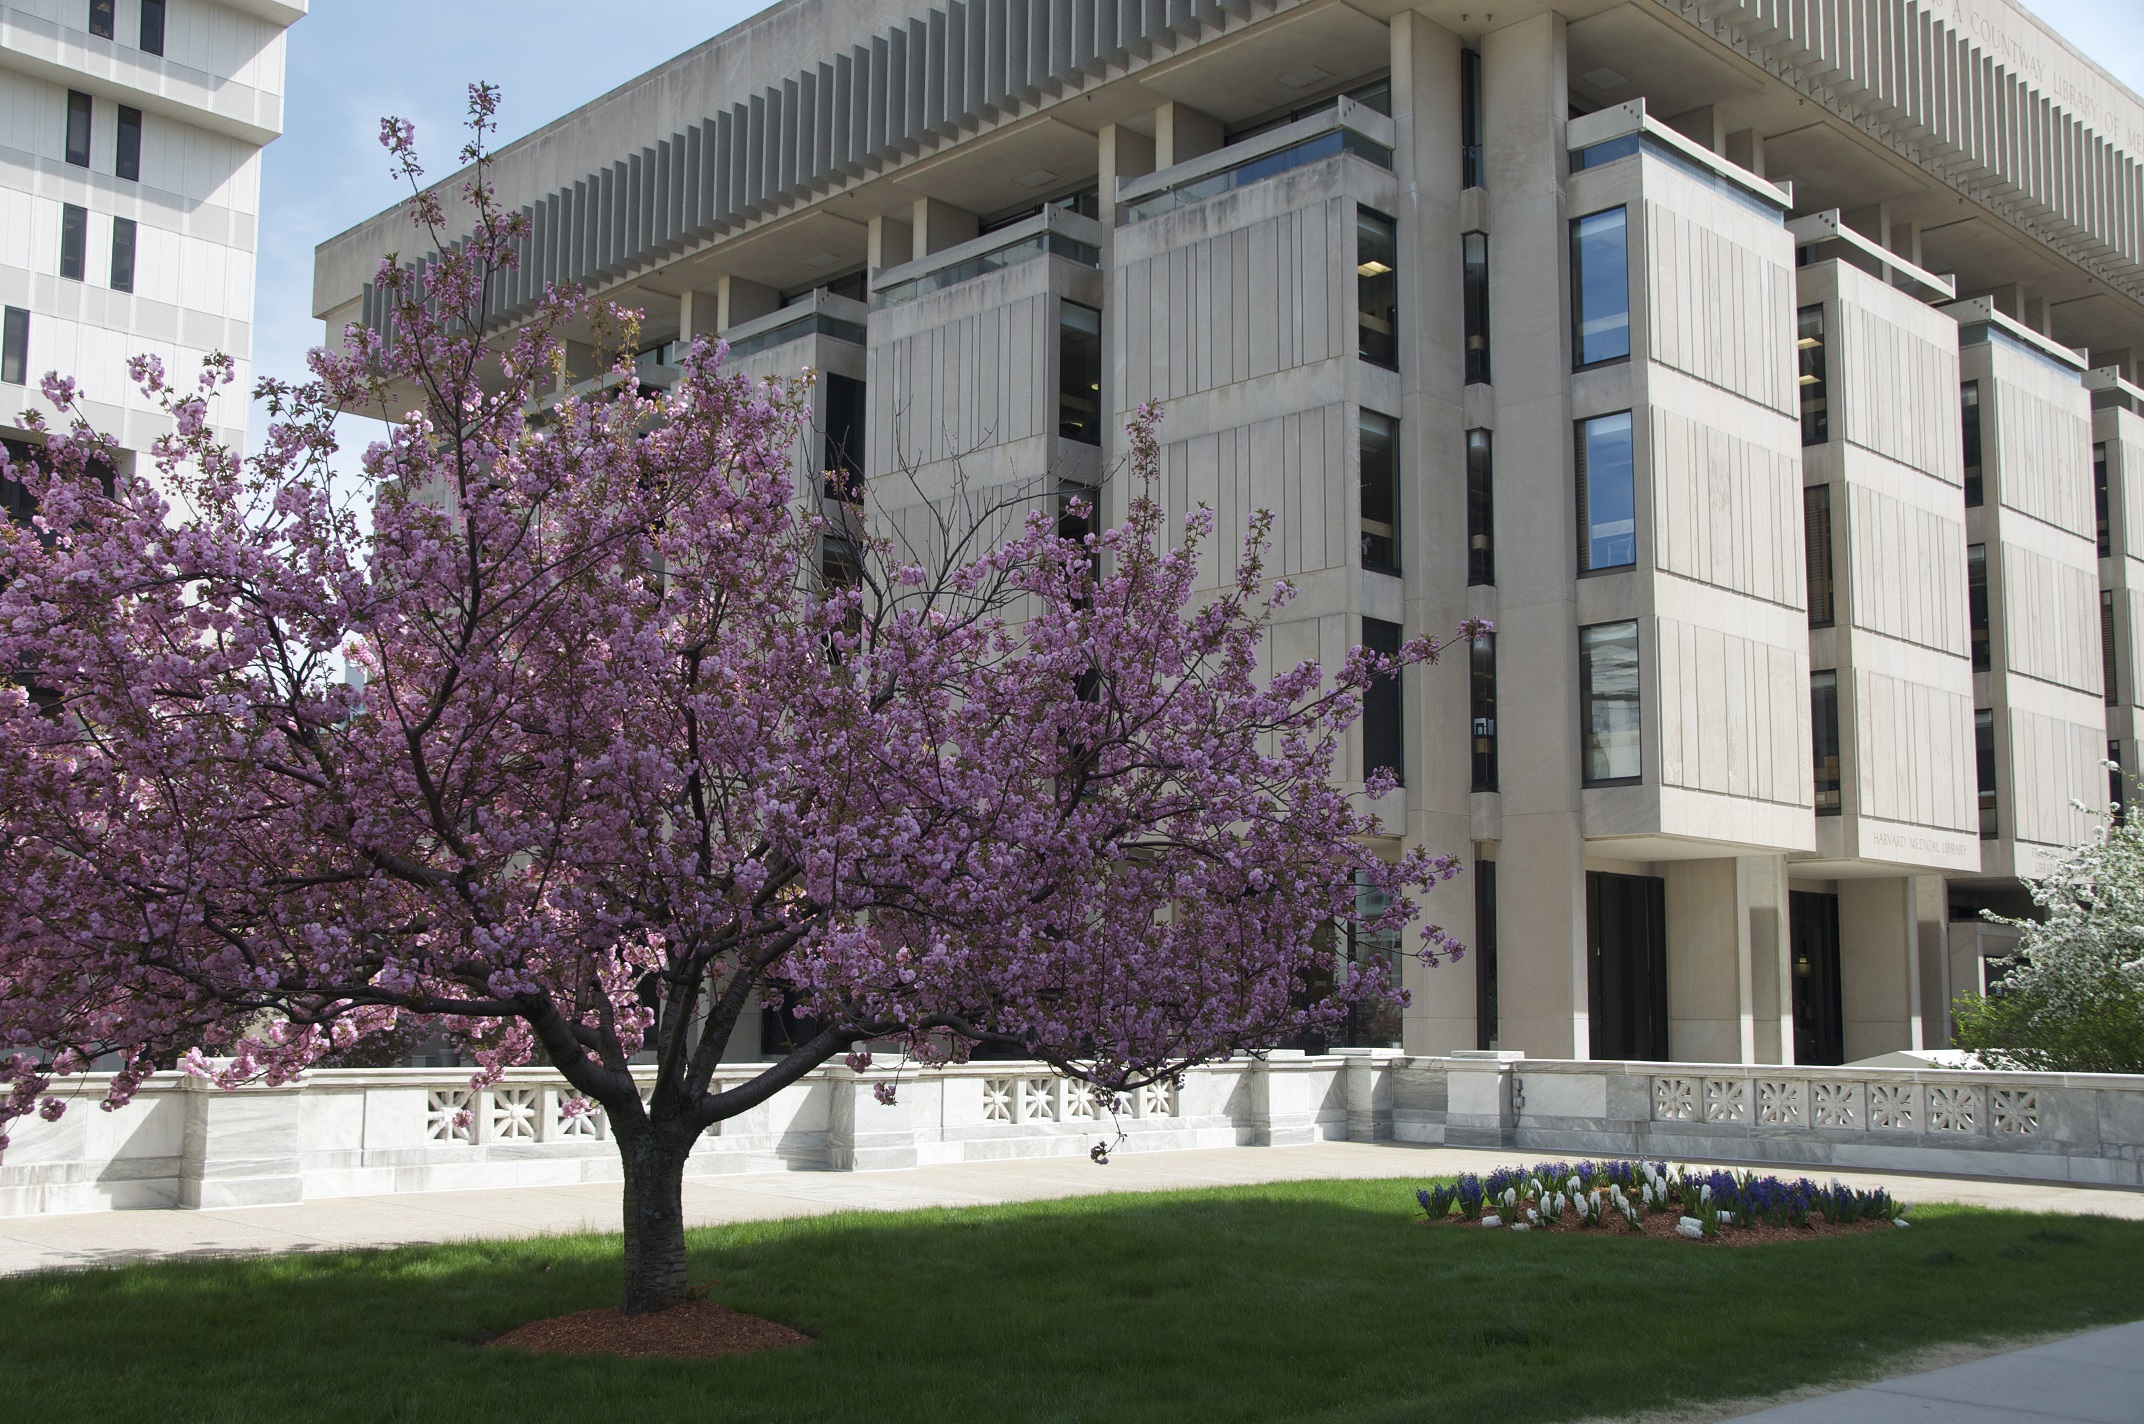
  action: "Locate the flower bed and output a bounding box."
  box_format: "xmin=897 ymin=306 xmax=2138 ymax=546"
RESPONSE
xmin=1415 ymin=1160 xmax=1910 ymax=1244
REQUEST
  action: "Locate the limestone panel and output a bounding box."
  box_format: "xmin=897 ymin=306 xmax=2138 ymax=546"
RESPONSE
xmin=2001 ymin=539 xmax=2103 ymax=697
xmin=1838 ymin=303 xmax=1962 ymax=484
xmin=1655 ymin=617 xmax=1812 ymax=808
xmin=1852 ymin=667 xmax=1976 ymax=834
xmin=1996 ymin=380 xmax=2095 ymax=539
xmin=2007 ymin=707 xmax=2104 ymax=849
xmin=1847 ymin=483 xmax=1969 ymax=655
xmin=1643 ymin=199 xmax=1795 ymax=417
xmin=1650 ymin=408 xmax=1802 ymax=608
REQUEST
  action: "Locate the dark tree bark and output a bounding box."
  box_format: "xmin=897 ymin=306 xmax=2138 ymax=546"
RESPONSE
xmin=618 ymin=1126 xmax=692 ymax=1315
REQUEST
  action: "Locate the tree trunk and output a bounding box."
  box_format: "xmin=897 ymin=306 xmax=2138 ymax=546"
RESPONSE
xmin=619 ymin=1129 xmax=691 ymax=1315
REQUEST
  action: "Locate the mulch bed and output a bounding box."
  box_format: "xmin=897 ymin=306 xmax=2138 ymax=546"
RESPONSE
xmin=489 ymin=1301 xmax=812 ymax=1359
xmin=1421 ymin=1210 xmax=1899 ymax=1247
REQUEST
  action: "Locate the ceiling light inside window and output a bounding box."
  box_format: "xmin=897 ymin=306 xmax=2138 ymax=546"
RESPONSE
xmin=1357 ymin=260 xmax=1393 ymax=276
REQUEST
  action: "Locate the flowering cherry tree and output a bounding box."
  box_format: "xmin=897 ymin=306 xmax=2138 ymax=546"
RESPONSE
xmin=0 ymin=90 xmax=1468 ymax=1312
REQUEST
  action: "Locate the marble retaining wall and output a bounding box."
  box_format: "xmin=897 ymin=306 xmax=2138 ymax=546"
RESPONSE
xmin=3 ymin=1049 xmax=2137 ymax=1216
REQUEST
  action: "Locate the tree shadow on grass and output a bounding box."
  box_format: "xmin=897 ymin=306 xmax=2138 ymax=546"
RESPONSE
xmin=6 ymin=1180 xmax=2142 ymax=1424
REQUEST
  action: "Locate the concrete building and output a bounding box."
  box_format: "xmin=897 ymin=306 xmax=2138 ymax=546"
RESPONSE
xmin=315 ymin=0 xmax=2144 ymax=1069
xmin=1 ymin=0 xmax=303 ymax=466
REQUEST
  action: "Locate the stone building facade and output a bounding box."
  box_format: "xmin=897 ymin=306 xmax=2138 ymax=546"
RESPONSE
xmin=313 ymin=0 xmax=2144 ymax=1069
xmin=1 ymin=0 xmax=302 ymax=461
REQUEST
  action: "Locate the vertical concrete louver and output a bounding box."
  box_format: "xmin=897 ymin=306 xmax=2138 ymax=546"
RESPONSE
xmin=1670 ymin=0 xmax=2144 ymax=302
xmin=362 ymin=0 xmax=1279 ymax=335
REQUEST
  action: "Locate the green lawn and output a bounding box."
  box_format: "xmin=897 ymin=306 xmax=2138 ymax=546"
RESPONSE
xmin=10 ymin=1178 xmax=2144 ymax=1424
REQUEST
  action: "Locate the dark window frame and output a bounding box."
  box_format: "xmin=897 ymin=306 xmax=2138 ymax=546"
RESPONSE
xmin=1 ymin=307 xmax=28 ymax=386
xmin=59 ymin=204 xmax=88 ymax=282
xmin=1462 ymin=231 xmax=1490 ymax=385
xmin=1570 ymin=206 xmax=1632 ymax=370
xmin=1968 ymin=542 xmax=1991 ymax=673
xmin=2095 ymin=441 xmax=2111 ymax=558
xmin=65 ymin=90 xmax=93 ymax=168
xmin=1361 ymin=617 xmax=1405 ymax=788
xmin=1056 ymin=298 xmax=1102 ymax=446
xmin=1577 ymin=410 xmax=1637 ymax=573
xmin=1466 ymin=428 xmax=1494 ymax=586
xmin=1811 ymin=669 xmax=1842 ymax=815
xmin=1804 ymin=483 xmax=1834 ymax=627
xmin=1470 ymin=632 xmax=1498 ymax=792
xmin=1797 ymin=303 xmax=1830 ymax=445
xmin=1459 ymin=49 xmax=1484 ymax=189
xmin=1579 ymin=619 xmax=1643 ymax=786
xmin=140 ymin=0 xmax=166 ymax=55
xmin=116 ymin=105 xmax=142 ymax=182
xmin=1975 ymin=707 xmax=1998 ymax=841
xmin=1355 ymin=205 xmax=1398 ymax=370
xmin=1962 ymin=380 xmax=1984 ymax=506
xmin=89 ymin=0 xmax=114 ymax=39
xmin=1358 ymin=408 xmax=1399 ymax=574
xmin=1473 ymin=857 xmax=1498 ymax=1049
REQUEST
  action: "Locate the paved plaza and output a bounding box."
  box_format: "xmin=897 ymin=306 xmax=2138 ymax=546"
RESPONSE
xmin=5 ymin=1139 xmax=2140 ymax=1277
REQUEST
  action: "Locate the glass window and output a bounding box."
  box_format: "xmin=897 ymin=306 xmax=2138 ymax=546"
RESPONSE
xmin=1804 ymin=484 xmax=1834 ymax=627
xmin=1356 ymin=207 xmax=1397 ymax=369
xmin=116 ymin=106 xmax=141 ymax=182
xmin=1 ymin=308 xmax=27 ymax=386
xmin=1460 ymin=50 xmax=1484 ymax=189
xmin=108 ymin=215 xmax=135 ymax=293
xmin=89 ymin=0 xmax=114 ymax=39
xmin=1473 ymin=858 xmax=1498 ymax=1050
xmin=1968 ymin=543 xmax=1990 ymax=672
xmin=1470 ymin=633 xmax=1498 ymax=792
xmin=1463 ymin=232 xmax=1490 ymax=384
xmin=65 ymin=91 xmax=92 ymax=168
xmin=1577 ymin=411 xmax=1636 ymax=571
xmin=1798 ymin=304 xmax=1829 ymax=444
xmin=140 ymin=0 xmax=166 ymax=55
xmin=2096 ymin=441 xmax=2110 ymax=557
xmin=2104 ymin=589 xmax=2119 ymax=707
xmin=1570 ymin=208 xmax=1630 ymax=367
xmin=1057 ymin=300 xmax=1101 ymax=445
xmin=1580 ymin=620 xmax=1642 ymax=784
xmin=1811 ymin=671 xmax=1841 ymax=815
xmin=1362 ymin=617 xmax=1404 ymax=787
xmin=1961 ymin=381 xmax=1983 ymax=506
xmin=823 ymin=373 xmax=864 ymax=502
xmin=2113 ymin=741 xmax=2127 ymax=823
xmin=1359 ymin=410 xmax=1398 ymax=573
xmin=1975 ymin=708 xmax=1998 ymax=840
xmin=1466 ymin=428 xmax=1494 ymax=586
xmin=59 ymin=204 xmax=87 ymax=282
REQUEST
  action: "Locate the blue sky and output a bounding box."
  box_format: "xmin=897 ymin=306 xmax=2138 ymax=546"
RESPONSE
xmin=248 ymin=0 xmax=2144 ymax=438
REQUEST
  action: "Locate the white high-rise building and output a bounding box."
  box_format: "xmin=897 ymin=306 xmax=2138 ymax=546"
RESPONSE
xmin=1 ymin=0 xmax=302 ymax=465
xmin=313 ymin=0 xmax=2144 ymax=1070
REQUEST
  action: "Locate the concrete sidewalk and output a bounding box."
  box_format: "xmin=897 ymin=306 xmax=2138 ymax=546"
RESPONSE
xmin=1723 ymin=1320 xmax=2144 ymax=1422
xmin=3 ymin=1139 xmax=2140 ymax=1277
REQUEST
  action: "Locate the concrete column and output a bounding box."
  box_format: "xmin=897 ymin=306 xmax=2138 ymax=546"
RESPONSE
xmin=679 ymin=288 xmax=720 ymax=343
xmin=178 ymin=1081 xmax=303 ymax=1209
xmin=1665 ymin=105 xmax=1724 ymax=153
xmin=1724 ymin=128 xmax=1766 ymax=178
xmin=1913 ymin=874 xmax=1953 ymax=1046
xmin=1392 ymin=10 xmax=1478 ymax=1054
xmin=1152 ymin=101 xmax=1221 ymax=168
xmin=1481 ymin=12 xmax=1585 ymax=1059
xmin=868 ymin=213 xmax=913 ymax=272
xmin=1097 ymin=123 xmax=1155 ymax=222
xmin=1838 ymin=875 xmax=1923 ymax=1060
xmin=1665 ymin=858 xmax=1747 ymax=1063
xmin=1248 ymin=1052 xmax=1322 ymax=1145
xmin=1335 ymin=1048 xmax=1397 ymax=1141
xmin=910 ymin=197 xmax=977 ymax=257
xmin=715 ymin=276 xmax=777 ymax=332
xmin=1745 ymin=854 xmax=1793 ymax=1064
xmin=1097 ymin=122 xmax=1156 ymax=529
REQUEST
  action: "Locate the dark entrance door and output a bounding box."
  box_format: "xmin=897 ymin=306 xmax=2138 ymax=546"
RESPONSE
xmin=1587 ymin=871 xmax=1667 ymax=1061
xmin=1789 ymin=890 xmax=1844 ymax=1065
